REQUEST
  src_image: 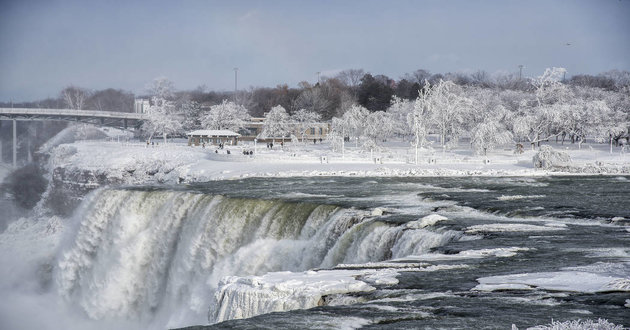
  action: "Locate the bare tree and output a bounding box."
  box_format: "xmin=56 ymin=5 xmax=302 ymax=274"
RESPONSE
xmin=336 ymin=69 xmax=365 ymax=98
xmin=87 ymin=88 xmax=134 ymax=112
xmin=292 ymin=88 xmax=332 ymax=116
xmin=404 ymin=69 xmax=431 ymax=86
xmin=146 ymin=77 xmax=175 ymax=100
xmin=61 ymin=86 xmax=91 ymax=110
xmin=336 ymin=69 xmax=365 ymax=89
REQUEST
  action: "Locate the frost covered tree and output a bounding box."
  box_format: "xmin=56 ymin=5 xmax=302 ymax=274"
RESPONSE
xmin=471 ymin=120 xmax=513 ymax=156
xmin=142 ymin=98 xmax=183 ymax=144
xmin=291 ymin=109 xmax=321 ymax=142
xmin=260 ymin=105 xmax=291 ymax=142
xmin=340 ymin=104 xmax=369 ymax=147
xmin=387 ymin=96 xmax=414 ymax=137
xmin=512 ymin=68 xmax=571 ymax=149
xmin=533 ymin=145 xmax=571 ymax=169
xmin=329 ymin=117 xmax=347 ymax=155
xmin=363 ymin=111 xmax=394 ymax=146
xmin=532 ymin=67 xmax=570 ymax=106
xmin=586 ymin=101 xmax=627 ymax=153
xmin=407 ymin=83 xmax=432 ymax=163
xmin=513 ymin=103 xmax=564 ymax=150
xmin=146 ymin=77 xmax=175 ymax=101
xmin=180 ymin=100 xmax=202 ymax=131
xmin=429 ymin=80 xmax=472 ymax=148
xmin=142 ymin=77 xmax=182 ymax=143
xmin=201 ymin=100 xmax=251 ymax=132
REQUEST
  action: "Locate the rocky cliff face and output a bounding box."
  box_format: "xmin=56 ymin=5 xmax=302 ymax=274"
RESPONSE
xmin=45 ymin=166 xmax=125 ymax=216
xmin=41 ymin=143 xmax=186 ymax=216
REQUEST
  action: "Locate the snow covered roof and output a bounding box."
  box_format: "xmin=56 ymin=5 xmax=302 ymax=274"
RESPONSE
xmin=187 ymin=130 xmax=240 ymax=137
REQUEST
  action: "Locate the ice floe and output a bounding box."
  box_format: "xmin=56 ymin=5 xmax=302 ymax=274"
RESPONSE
xmin=465 ymin=223 xmax=567 ymax=233
xmin=474 ymin=263 xmax=630 ymax=293
xmin=405 ymin=214 xmax=448 ymax=229
xmin=497 ymin=195 xmax=546 ymax=201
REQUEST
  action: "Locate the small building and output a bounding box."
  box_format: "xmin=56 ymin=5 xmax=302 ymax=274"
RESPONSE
xmin=134 ymin=99 xmax=150 ymax=114
xmin=187 ymin=130 xmax=240 ymax=146
xmin=239 ymin=117 xmax=331 ymax=143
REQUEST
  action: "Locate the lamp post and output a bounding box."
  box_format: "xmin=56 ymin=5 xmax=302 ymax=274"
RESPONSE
xmin=234 ymin=67 xmax=238 ymax=104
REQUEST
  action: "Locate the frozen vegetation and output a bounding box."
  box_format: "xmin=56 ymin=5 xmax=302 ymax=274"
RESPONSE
xmin=523 ymin=318 xmax=624 ymax=330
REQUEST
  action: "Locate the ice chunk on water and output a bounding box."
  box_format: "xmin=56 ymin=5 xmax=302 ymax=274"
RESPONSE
xmin=209 ymin=269 xmax=380 ymax=323
xmin=465 ymin=223 xmax=566 ymax=233
xmin=405 ymin=214 xmax=448 ymax=229
xmin=474 ymin=266 xmax=630 ymax=293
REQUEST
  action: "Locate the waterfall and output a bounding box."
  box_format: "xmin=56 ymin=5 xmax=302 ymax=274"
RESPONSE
xmin=56 ymin=188 xmax=460 ymax=327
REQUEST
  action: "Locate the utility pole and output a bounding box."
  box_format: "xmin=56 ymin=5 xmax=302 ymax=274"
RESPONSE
xmin=518 ymin=65 xmax=524 ymax=80
xmin=234 ymin=67 xmax=238 ymax=104
xmin=13 ymin=120 xmax=17 ymax=168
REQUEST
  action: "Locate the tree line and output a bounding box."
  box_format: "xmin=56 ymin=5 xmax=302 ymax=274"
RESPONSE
xmin=2 ymin=67 xmax=629 ymax=157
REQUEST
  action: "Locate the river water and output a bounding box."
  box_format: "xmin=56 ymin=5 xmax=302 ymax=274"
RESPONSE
xmin=6 ymin=176 xmax=630 ymax=329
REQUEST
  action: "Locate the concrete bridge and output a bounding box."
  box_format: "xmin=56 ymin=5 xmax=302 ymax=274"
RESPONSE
xmin=0 ymin=108 xmax=146 ymax=168
xmin=0 ymin=108 xmax=145 ymax=129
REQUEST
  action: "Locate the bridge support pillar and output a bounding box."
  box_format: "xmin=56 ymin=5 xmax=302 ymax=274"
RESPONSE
xmin=12 ymin=119 xmax=17 ymax=168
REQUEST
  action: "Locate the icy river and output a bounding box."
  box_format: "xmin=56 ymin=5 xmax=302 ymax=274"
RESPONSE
xmin=2 ymin=176 xmax=630 ymax=329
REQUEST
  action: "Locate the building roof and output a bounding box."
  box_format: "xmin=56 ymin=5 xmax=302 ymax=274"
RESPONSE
xmin=187 ymin=130 xmax=240 ymax=137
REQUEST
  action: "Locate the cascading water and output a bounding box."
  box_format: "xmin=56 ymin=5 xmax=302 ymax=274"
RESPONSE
xmin=3 ymin=176 xmax=628 ymax=329
xmin=55 ymin=187 xmax=459 ymax=328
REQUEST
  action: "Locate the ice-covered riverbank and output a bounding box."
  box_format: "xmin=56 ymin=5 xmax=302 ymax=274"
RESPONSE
xmin=46 ymin=140 xmax=630 ymax=186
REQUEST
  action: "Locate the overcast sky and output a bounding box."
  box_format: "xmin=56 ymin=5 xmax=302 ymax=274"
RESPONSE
xmin=1 ymin=0 xmax=629 ymax=101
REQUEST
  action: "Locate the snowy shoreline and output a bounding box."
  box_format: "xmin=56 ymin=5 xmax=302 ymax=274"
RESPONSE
xmin=44 ymin=140 xmax=630 ymax=187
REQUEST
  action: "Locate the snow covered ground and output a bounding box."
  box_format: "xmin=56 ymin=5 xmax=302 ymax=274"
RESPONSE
xmin=44 ymin=136 xmax=630 ymax=185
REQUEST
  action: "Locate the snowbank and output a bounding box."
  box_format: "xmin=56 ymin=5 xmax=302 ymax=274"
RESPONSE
xmin=44 ymin=140 xmax=630 ymax=188
xmin=533 ymin=145 xmax=572 ymax=169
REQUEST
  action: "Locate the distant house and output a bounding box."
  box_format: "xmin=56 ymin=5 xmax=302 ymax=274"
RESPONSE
xmin=239 ymin=117 xmax=330 ymax=142
xmin=134 ymin=99 xmax=150 ymax=114
xmin=187 ymin=130 xmax=240 ymax=146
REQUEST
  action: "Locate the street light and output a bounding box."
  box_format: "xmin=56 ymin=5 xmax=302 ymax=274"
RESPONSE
xmin=234 ymin=68 xmax=238 ymax=104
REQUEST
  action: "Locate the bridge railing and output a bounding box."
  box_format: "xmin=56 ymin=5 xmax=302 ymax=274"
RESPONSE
xmin=0 ymin=108 xmax=145 ymax=120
